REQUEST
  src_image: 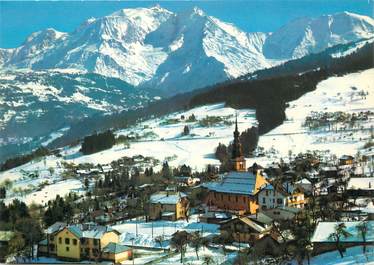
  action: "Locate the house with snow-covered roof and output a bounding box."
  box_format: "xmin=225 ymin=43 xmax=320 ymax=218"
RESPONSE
xmin=38 ymin=222 xmax=130 ymax=262
xmin=311 ymin=221 xmax=374 ymax=254
xmin=219 ymin=216 xmax=268 ymax=243
xmin=149 ymin=191 xmax=189 ymax=221
xmin=347 ymin=177 xmax=374 ymax=196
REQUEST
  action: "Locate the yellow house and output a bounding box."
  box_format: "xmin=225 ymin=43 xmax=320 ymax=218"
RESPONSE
xmin=38 ymin=222 xmax=66 ymax=257
xmin=56 ymin=227 xmax=81 ymax=260
xmin=102 ymin=242 xmax=132 ymax=263
xmin=40 ymin=222 xmax=130 ymax=263
xmin=149 ymin=191 xmax=190 ymax=221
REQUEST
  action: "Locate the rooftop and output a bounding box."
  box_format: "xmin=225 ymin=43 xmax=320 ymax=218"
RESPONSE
xmin=102 ymin=242 xmax=131 ymax=254
xmin=202 ymin=171 xmax=258 ymax=196
xmin=347 ymin=177 xmax=374 ymax=190
xmin=52 ymin=222 xmax=118 ymax=239
xmin=312 ymin=221 xmax=374 ymax=243
xmin=150 ymin=191 xmax=187 ymax=204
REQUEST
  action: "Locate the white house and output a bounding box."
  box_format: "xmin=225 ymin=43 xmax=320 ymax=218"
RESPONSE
xmin=257 ymin=184 xmax=288 ymax=209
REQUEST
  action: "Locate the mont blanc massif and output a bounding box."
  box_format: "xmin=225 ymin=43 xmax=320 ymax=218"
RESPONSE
xmin=0 ymin=3 xmax=374 ymax=265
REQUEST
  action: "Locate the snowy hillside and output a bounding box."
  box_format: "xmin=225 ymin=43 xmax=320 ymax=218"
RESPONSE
xmin=0 ymin=70 xmax=159 ymax=161
xmin=1 ymin=7 xmax=373 ymax=92
xmin=0 ymin=103 xmax=256 ymax=205
xmin=263 ymin=12 xmax=374 ymax=59
xmin=63 ymin=103 xmax=257 ymax=169
xmin=256 ymin=68 xmax=374 ymax=160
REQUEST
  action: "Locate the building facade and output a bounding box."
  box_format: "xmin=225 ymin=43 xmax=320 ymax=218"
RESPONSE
xmin=149 ymin=191 xmax=190 ymax=221
xmin=38 ymin=223 xmax=131 ymax=263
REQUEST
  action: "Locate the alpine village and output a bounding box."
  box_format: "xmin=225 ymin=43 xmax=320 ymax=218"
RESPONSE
xmin=1 ymin=116 xmax=373 ymax=264
xmin=1 ymin=2 xmax=374 ymax=265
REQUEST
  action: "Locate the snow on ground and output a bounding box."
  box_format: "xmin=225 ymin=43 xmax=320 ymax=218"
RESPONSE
xmin=0 ymin=155 xmax=83 ymax=206
xmin=157 ymin=246 xmax=236 ymax=265
xmin=4 ymin=178 xmax=83 ymax=206
xmin=112 ymin=214 xmax=219 ymax=249
xmin=292 ymin=246 xmax=374 ymax=265
xmin=258 ymin=69 xmax=374 ymax=159
xmin=65 ymin=103 xmax=257 ymax=171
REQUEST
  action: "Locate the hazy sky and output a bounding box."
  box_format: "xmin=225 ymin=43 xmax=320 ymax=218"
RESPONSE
xmin=0 ymin=0 xmax=373 ymax=48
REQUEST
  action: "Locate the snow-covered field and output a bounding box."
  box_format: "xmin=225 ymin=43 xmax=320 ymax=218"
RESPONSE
xmin=112 ymin=214 xmax=219 ymax=249
xmin=63 ymin=103 xmax=257 ymax=171
xmin=292 ymin=246 xmax=374 ymax=265
xmin=258 ymin=69 xmax=374 ymax=158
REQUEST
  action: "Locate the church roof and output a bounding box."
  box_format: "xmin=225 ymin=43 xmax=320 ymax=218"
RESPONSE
xmin=202 ymin=171 xmax=258 ymax=196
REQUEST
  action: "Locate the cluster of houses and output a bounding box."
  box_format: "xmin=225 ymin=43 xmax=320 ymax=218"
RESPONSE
xmin=30 ymin=119 xmax=374 ymax=263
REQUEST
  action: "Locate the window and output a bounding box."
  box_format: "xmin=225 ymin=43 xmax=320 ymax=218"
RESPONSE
xmin=58 ymin=237 xmax=62 ymax=244
xmin=262 ymin=197 xmax=266 ymax=204
xmin=49 ymin=244 xmax=55 ymax=251
xmin=277 ymin=198 xmax=283 ymax=204
xmin=66 ymin=247 xmax=69 ymax=252
xmin=65 ymin=238 xmax=70 ymax=245
xmin=243 ymin=197 xmax=245 ymax=203
xmin=50 ymin=236 xmax=54 ymax=241
xmin=265 ymin=190 xmax=268 ymax=196
xmin=93 ymin=239 xmax=99 ymax=246
xmin=73 ymin=239 xmax=77 ymax=245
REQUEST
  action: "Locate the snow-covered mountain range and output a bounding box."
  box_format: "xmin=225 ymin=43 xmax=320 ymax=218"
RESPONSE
xmin=1 ymin=7 xmax=373 ymax=93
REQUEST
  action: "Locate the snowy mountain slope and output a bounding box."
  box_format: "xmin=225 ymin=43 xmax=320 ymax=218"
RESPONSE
xmin=256 ymin=68 xmax=374 ymax=160
xmin=263 ymin=12 xmax=374 ymax=59
xmin=142 ymin=7 xmax=270 ymax=93
xmin=2 ymin=7 xmax=372 ymax=93
xmin=0 ymin=70 xmax=160 ymax=161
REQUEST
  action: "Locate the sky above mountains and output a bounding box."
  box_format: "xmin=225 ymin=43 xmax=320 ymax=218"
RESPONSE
xmin=1 ymin=0 xmax=373 ymax=48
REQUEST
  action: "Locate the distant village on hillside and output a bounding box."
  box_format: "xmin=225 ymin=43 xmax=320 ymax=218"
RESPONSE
xmin=0 ymin=118 xmax=373 ymax=264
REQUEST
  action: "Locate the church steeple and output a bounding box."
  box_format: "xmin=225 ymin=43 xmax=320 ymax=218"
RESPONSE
xmin=231 ymin=114 xmax=246 ymax=171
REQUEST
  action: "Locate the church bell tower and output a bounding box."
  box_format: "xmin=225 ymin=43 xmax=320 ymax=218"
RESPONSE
xmin=231 ymin=115 xmax=246 ymax=171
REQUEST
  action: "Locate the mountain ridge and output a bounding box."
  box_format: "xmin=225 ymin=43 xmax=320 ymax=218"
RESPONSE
xmin=1 ymin=7 xmax=373 ymax=93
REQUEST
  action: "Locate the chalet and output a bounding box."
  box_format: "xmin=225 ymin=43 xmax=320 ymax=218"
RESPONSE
xmin=258 ymin=183 xmax=306 ymax=210
xmin=38 ymin=223 xmax=131 ymax=263
xmin=295 ymin=178 xmax=312 ymax=194
xmin=202 ymin=119 xmax=267 ymax=215
xmin=219 ymin=216 xmax=267 ymax=243
xmin=149 ymin=191 xmax=189 ymax=221
xmin=252 ymin=234 xmax=283 ymax=257
xmin=257 ymin=184 xmax=288 ymax=210
xmin=174 ymin=176 xmax=200 ymax=186
xmin=311 ymin=221 xmax=374 ymax=254
xmin=198 ymin=211 xmax=232 ymax=224
xmin=339 ymin=155 xmax=354 ymax=166
xmin=320 ymin=166 xmax=338 ymax=179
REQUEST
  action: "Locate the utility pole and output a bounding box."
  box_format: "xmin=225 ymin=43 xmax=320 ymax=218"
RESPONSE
xmin=131 ymin=238 xmax=135 ymax=265
xmin=136 ymin=217 xmax=138 ymax=237
xmin=151 ymin=222 xmax=153 ymax=239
